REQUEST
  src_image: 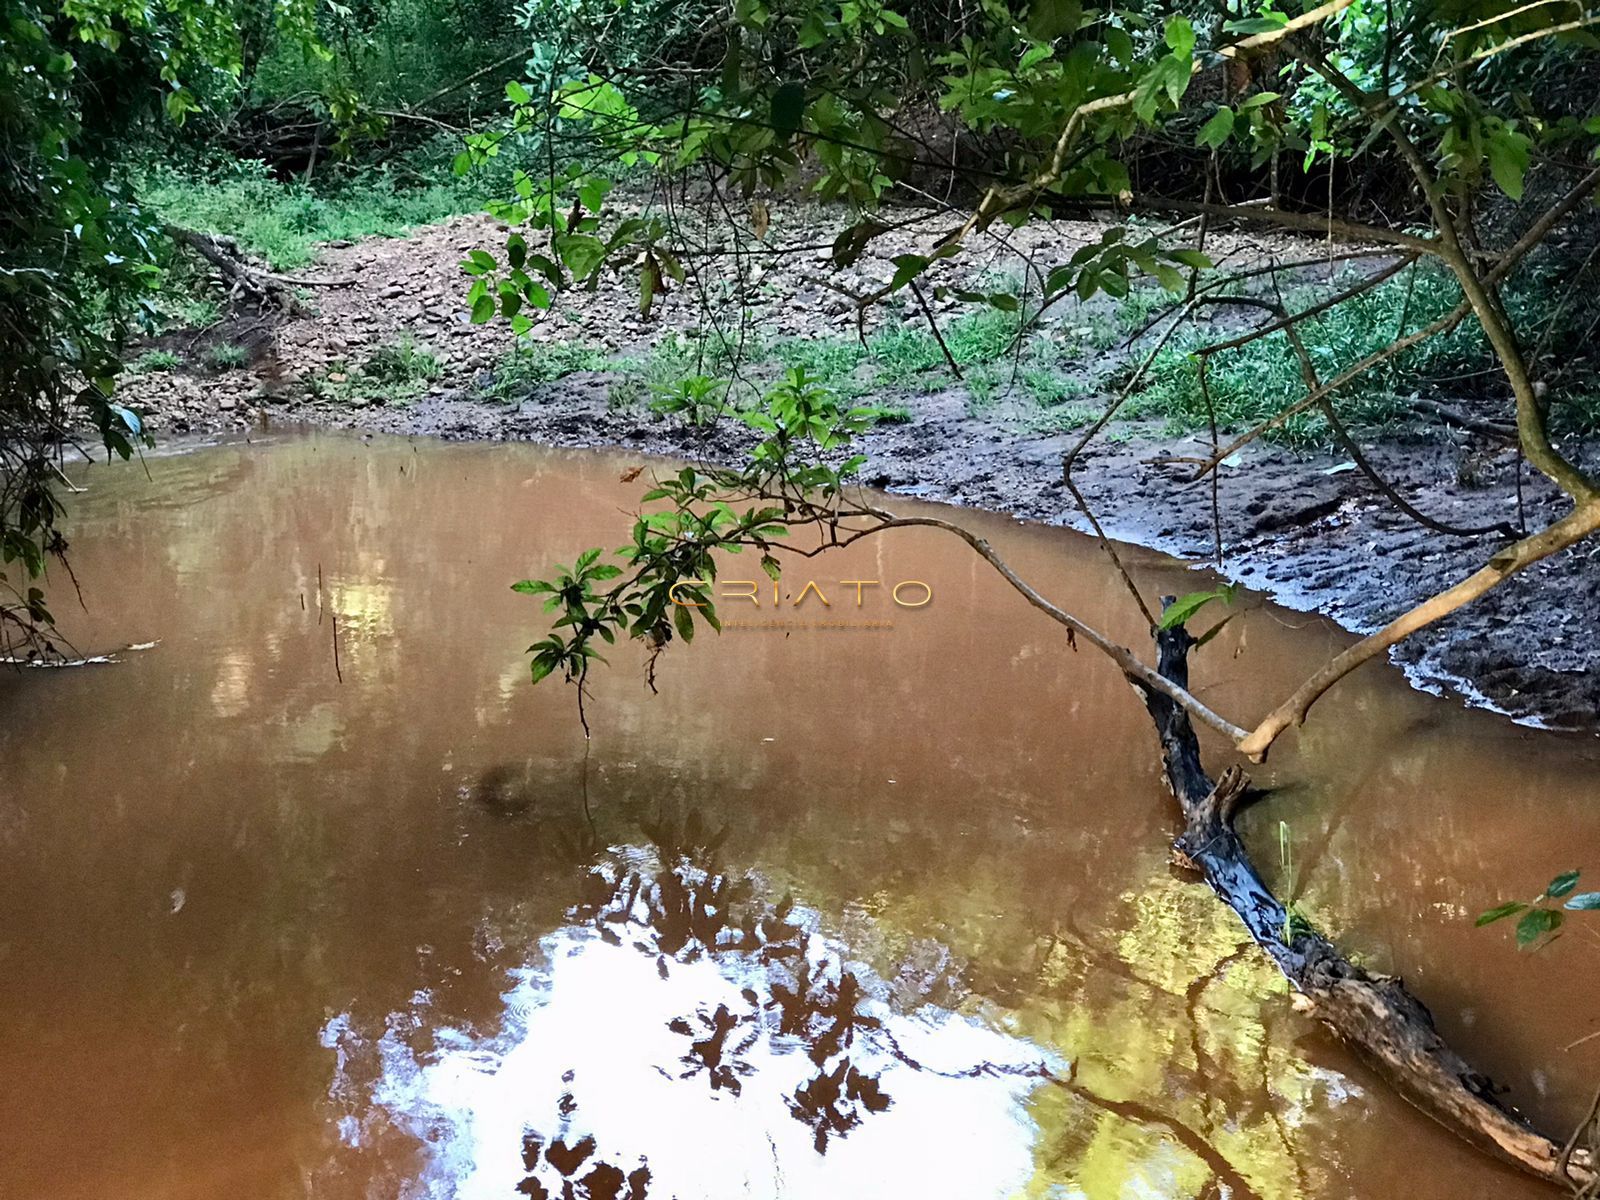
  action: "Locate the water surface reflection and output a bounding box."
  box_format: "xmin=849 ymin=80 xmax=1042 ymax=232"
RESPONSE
xmin=323 ymin=829 xmax=1051 ymax=1199
xmin=0 ymin=432 xmax=1596 ymax=1199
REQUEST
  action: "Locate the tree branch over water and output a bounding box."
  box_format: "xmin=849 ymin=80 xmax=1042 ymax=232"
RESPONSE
xmin=472 ymin=0 xmax=1600 ymax=1185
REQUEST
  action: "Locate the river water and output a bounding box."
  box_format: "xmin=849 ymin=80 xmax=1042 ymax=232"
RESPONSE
xmin=1 ymin=432 xmax=1597 ymax=1199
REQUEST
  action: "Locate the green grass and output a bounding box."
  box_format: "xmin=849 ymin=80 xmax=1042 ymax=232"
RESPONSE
xmin=769 ymin=336 xmax=866 ymax=386
xmin=361 ymin=336 xmax=443 ymax=387
xmin=1018 ymin=363 xmax=1090 ymax=408
xmin=484 ymin=340 xmax=608 ymax=403
xmin=130 ymin=349 xmax=180 ymax=373
xmin=1081 ymin=313 xmax=1121 ymax=350
xmin=1114 ymin=285 xmax=1176 ymax=333
xmin=1027 ymin=403 xmax=1099 ymax=433
xmin=611 ymin=333 xmax=757 ymax=408
xmin=865 ymin=308 xmax=1024 ymax=384
xmin=1121 ymin=266 xmax=1493 ymax=446
xmin=205 ymin=342 xmax=248 ymax=370
xmin=143 ymin=161 xmax=487 ymax=270
xmin=149 ymin=292 xmax=223 ymax=333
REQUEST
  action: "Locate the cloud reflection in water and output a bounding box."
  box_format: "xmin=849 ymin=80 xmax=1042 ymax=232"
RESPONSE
xmin=322 ymin=842 xmax=1055 ymax=1199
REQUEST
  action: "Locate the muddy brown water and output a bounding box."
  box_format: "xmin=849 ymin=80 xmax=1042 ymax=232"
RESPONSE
xmin=2 ymin=432 xmax=1598 ymax=1200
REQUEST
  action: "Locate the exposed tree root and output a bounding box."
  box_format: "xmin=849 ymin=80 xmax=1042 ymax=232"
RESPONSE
xmin=1135 ymin=611 xmax=1596 ymax=1191
xmin=164 ymin=225 xmax=355 ymax=314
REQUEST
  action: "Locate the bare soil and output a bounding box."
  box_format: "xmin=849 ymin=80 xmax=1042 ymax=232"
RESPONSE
xmin=117 ymin=207 xmax=1600 ymax=731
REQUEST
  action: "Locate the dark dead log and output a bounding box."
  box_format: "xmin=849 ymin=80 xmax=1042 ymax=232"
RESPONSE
xmin=1134 ymin=607 xmax=1596 ymax=1191
xmin=164 ymin=226 xmax=355 ymax=314
xmin=1410 ymin=396 xmax=1518 ymax=441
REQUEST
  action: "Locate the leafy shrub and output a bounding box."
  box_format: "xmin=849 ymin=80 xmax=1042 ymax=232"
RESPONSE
xmin=483 ymin=340 xmax=608 ymax=402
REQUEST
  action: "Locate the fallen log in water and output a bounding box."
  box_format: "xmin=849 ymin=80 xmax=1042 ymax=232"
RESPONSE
xmin=1136 ymin=612 xmax=1596 ymax=1191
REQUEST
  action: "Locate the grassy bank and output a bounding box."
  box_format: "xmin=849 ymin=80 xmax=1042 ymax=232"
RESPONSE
xmin=142 ymin=160 xmax=488 ymax=270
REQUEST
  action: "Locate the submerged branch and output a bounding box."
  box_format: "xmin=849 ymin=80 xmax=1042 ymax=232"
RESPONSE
xmin=1140 ymin=613 xmax=1598 ymax=1190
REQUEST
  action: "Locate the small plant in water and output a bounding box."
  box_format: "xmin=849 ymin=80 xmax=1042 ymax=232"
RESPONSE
xmin=1478 ymin=870 xmax=1600 ymax=950
xmin=1277 ymin=821 xmax=1314 ymax=944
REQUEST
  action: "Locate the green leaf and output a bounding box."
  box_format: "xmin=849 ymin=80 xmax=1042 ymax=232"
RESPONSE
xmin=579 ymin=177 xmax=611 ymax=212
xmin=1198 ymin=107 xmax=1235 ymax=149
xmin=832 ymin=219 xmax=891 ymax=267
xmin=511 ymin=580 xmax=555 ymax=595
xmin=470 ymin=295 xmax=495 ymax=323
xmin=1546 ymin=870 xmax=1581 ymax=899
xmin=1565 ymin=893 xmax=1600 ymax=911
xmin=1486 ymin=126 xmax=1530 ymax=200
xmin=1105 ymin=26 xmax=1133 ymax=65
xmin=530 ymin=656 xmax=556 ymax=684
xmin=556 ymin=234 xmax=606 ymax=280
xmin=1225 ymin=14 xmax=1288 ymax=34
xmin=1475 ymin=900 xmax=1527 ymax=926
xmin=1157 ymin=587 xmax=1230 ymax=630
xmin=1238 ymin=91 xmax=1281 ymax=110
xmin=889 ymin=253 xmax=929 ymax=291
xmin=505 ymin=80 xmax=531 ymax=105
xmin=771 ymin=82 xmax=806 ymax=139
xmin=674 ymin=601 xmax=695 ymax=644
xmin=1515 ymin=907 xmax=1562 ymax=948
xmin=1164 ymin=14 xmax=1195 ymax=59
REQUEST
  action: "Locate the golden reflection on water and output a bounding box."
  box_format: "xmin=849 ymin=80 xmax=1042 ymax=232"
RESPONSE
xmin=0 ymin=431 xmax=1596 ymax=1199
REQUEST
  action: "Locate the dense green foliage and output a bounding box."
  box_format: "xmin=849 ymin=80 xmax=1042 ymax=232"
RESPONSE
xmin=0 ymin=0 xmax=316 ymax=650
xmin=1128 ymin=257 xmax=1600 ymax=443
